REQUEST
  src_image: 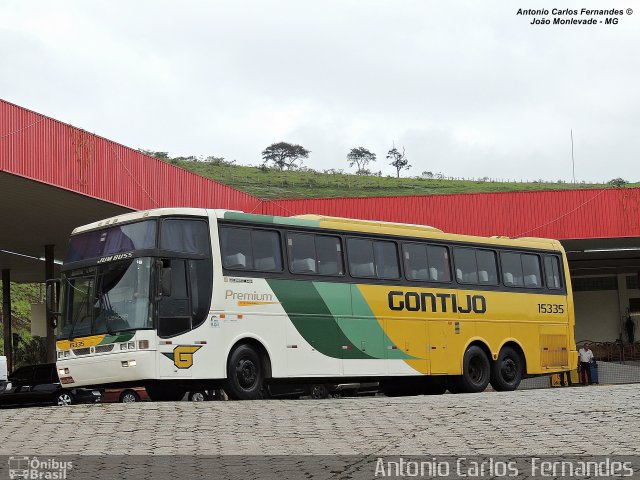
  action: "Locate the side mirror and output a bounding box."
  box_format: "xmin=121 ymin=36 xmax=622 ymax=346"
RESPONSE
xmin=45 ymin=279 xmax=61 ymax=317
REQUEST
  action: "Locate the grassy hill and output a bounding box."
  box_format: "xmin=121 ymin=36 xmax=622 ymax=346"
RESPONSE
xmin=174 ymin=160 xmax=634 ymax=200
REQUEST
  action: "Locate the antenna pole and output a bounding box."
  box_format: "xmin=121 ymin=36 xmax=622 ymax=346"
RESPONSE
xmin=571 ymin=129 xmax=575 ymax=183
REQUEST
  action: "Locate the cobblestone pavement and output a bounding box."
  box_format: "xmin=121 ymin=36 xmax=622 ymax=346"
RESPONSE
xmin=1 ymin=384 xmax=639 ymax=456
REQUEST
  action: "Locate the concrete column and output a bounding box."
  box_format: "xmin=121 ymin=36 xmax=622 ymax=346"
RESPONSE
xmin=45 ymin=245 xmax=56 ymax=363
xmin=2 ymin=269 xmax=12 ymax=373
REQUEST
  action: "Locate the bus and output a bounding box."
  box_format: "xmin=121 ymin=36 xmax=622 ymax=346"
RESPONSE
xmin=50 ymin=208 xmax=578 ymax=400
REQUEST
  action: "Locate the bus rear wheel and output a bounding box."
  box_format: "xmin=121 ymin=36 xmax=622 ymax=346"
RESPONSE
xmin=224 ymin=344 xmax=265 ymax=400
xmin=490 ymin=346 xmax=524 ymax=391
xmin=457 ymin=345 xmax=491 ymax=393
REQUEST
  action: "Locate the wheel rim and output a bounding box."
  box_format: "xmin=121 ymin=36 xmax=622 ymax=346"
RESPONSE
xmin=468 ymin=356 xmax=487 ymax=386
xmin=501 ymin=357 xmax=518 ymax=382
xmin=57 ymin=393 xmax=72 ymax=406
xmin=236 ymin=358 xmax=258 ymax=389
xmin=191 ymin=392 xmax=205 ymax=402
xmin=122 ymin=393 xmax=137 ymax=403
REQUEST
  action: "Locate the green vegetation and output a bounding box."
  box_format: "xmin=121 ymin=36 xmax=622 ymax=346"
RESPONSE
xmin=0 ymin=283 xmax=47 ymax=368
xmin=173 ymin=160 xmax=636 ymax=200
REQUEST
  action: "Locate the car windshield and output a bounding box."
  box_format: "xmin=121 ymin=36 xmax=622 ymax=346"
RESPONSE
xmin=58 ymin=257 xmax=154 ymax=339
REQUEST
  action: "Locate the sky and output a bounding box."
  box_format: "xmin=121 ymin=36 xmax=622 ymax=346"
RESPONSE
xmin=1 ymin=0 xmax=638 ymax=182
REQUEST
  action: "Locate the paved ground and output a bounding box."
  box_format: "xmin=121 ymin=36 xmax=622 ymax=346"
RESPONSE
xmin=1 ymin=384 xmax=639 ymax=456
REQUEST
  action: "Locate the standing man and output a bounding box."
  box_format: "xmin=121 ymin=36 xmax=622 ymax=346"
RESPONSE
xmin=578 ymin=344 xmax=594 ymax=385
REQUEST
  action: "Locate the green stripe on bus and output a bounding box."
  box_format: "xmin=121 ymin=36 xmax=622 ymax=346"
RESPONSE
xmin=99 ymin=331 xmax=135 ymax=345
xmin=349 ymin=285 xmax=414 ymax=360
xmin=312 ymin=282 xmax=408 ymax=359
xmin=266 ymin=279 xmax=373 ymax=359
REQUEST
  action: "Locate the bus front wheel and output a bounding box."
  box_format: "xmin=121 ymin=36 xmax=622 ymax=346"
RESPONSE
xmin=490 ymin=346 xmax=523 ymax=391
xmin=224 ymin=344 xmax=264 ymax=400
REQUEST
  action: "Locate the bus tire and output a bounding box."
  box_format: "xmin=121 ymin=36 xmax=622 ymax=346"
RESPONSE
xmin=224 ymin=344 xmax=264 ymax=400
xmin=490 ymin=346 xmax=523 ymax=391
xmin=458 ymin=345 xmax=491 ymax=393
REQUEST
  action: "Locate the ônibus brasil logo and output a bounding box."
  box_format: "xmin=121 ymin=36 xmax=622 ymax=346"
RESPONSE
xmin=7 ymin=457 xmax=72 ymax=479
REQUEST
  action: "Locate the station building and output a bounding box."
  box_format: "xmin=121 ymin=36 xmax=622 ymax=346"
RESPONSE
xmin=1 ymin=99 xmax=639 ymax=369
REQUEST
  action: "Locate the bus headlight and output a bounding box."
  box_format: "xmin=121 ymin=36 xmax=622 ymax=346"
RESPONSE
xmin=58 ymin=368 xmax=69 ymax=375
xmin=120 ymin=343 xmax=128 ymax=350
xmin=127 ymin=342 xmax=135 ymax=350
xmin=64 ymin=350 xmax=70 ymax=357
xmin=57 ymin=351 xmax=64 ymax=359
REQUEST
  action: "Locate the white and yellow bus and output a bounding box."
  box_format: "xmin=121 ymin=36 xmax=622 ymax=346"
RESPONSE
xmin=51 ymin=208 xmax=577 ymax=400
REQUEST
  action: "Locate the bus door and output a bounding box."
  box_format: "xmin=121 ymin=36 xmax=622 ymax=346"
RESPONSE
xmin=342 ymin=285 xmax=387 ymax=376
xmin=428 ymin=319 xmax=454 ymax=374
xmin=156 ymin=259 xmax=197 ymax=379
xmin=384 ymin=315 xmax=428 ymax=375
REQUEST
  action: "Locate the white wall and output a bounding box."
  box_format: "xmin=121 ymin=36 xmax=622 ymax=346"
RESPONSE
xmin=573 ymin=289 xmax=620 ymax=343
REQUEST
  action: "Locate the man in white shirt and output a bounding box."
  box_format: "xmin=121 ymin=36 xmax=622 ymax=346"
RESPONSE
xmin=578 ymin=344 xmax=595 ymax=385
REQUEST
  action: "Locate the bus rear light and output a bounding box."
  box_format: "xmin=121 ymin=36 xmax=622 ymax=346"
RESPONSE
xmin=60 ymin=376 xmax=74 ymax=384
xmin=138 ymin=340 xmax=149 ymax=349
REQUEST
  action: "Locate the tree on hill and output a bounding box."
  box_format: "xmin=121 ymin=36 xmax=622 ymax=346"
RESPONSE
xmin=261 ymin=142 xmax=310 ymax=170
xmin=347 ymin=147 xmax=376 ymax=175
xmin=386 ymin=145 xmax=411 ymax=178
xmin=608 ymin=178 xmax=628 ymax=188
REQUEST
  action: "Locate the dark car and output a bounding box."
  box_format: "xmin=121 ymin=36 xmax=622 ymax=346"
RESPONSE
xmin=0 ymin=363 xmax=101 ymax=407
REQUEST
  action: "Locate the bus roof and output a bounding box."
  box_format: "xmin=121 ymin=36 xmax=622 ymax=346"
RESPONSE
xmin=219 ymin=211 xmax=564 ymax=252
xmin=70 ymin=208 xmax=563 ymax=252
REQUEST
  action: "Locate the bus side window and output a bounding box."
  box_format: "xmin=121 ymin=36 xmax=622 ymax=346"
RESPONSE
xmin=220 ymin=227 xmax=253 ymax=269
xmin=454 ymin=248 xmax=479 ymax=284
xmin=158 ymin=259 xmax=191 ymax=337
xmin=404 ymin=243 xmax=429 ymax=281
xmin=501 ymin=252 xmax=524 ymax=287
xmin=161 ymin=219 xmax=210 ymax=255
xmin=521 ymin=254 xmax=542 ymax=288
xmin=544 ymin=255 xmax=562 ymax=289
xmin=427 ymin=245 xmax=451 ymax=282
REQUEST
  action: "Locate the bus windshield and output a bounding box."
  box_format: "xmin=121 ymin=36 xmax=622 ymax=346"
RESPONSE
xmin=66 ymin=220 xmax=157 ymax=263
xmin=58 ymin=257 xmax=154 ymax=339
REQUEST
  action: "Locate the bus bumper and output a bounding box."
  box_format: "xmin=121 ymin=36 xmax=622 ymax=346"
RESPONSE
xmin=56 ymin=351 xmax=157 ymax=387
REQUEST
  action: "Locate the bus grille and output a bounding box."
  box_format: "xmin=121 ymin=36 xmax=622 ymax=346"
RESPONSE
xmin=95 ymin=344 xmax=114 ymax=353
xmin=73 ymin=348 xmax=91 ymax=356
xmin=540 ymin=334 xmax=569 ymax=368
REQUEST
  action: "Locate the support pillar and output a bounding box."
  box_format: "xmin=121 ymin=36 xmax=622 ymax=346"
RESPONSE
xmin=2 ymin=269 xmax=12 ymax=373
xmin=45 ymin=245 xmax=56 ymax=363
